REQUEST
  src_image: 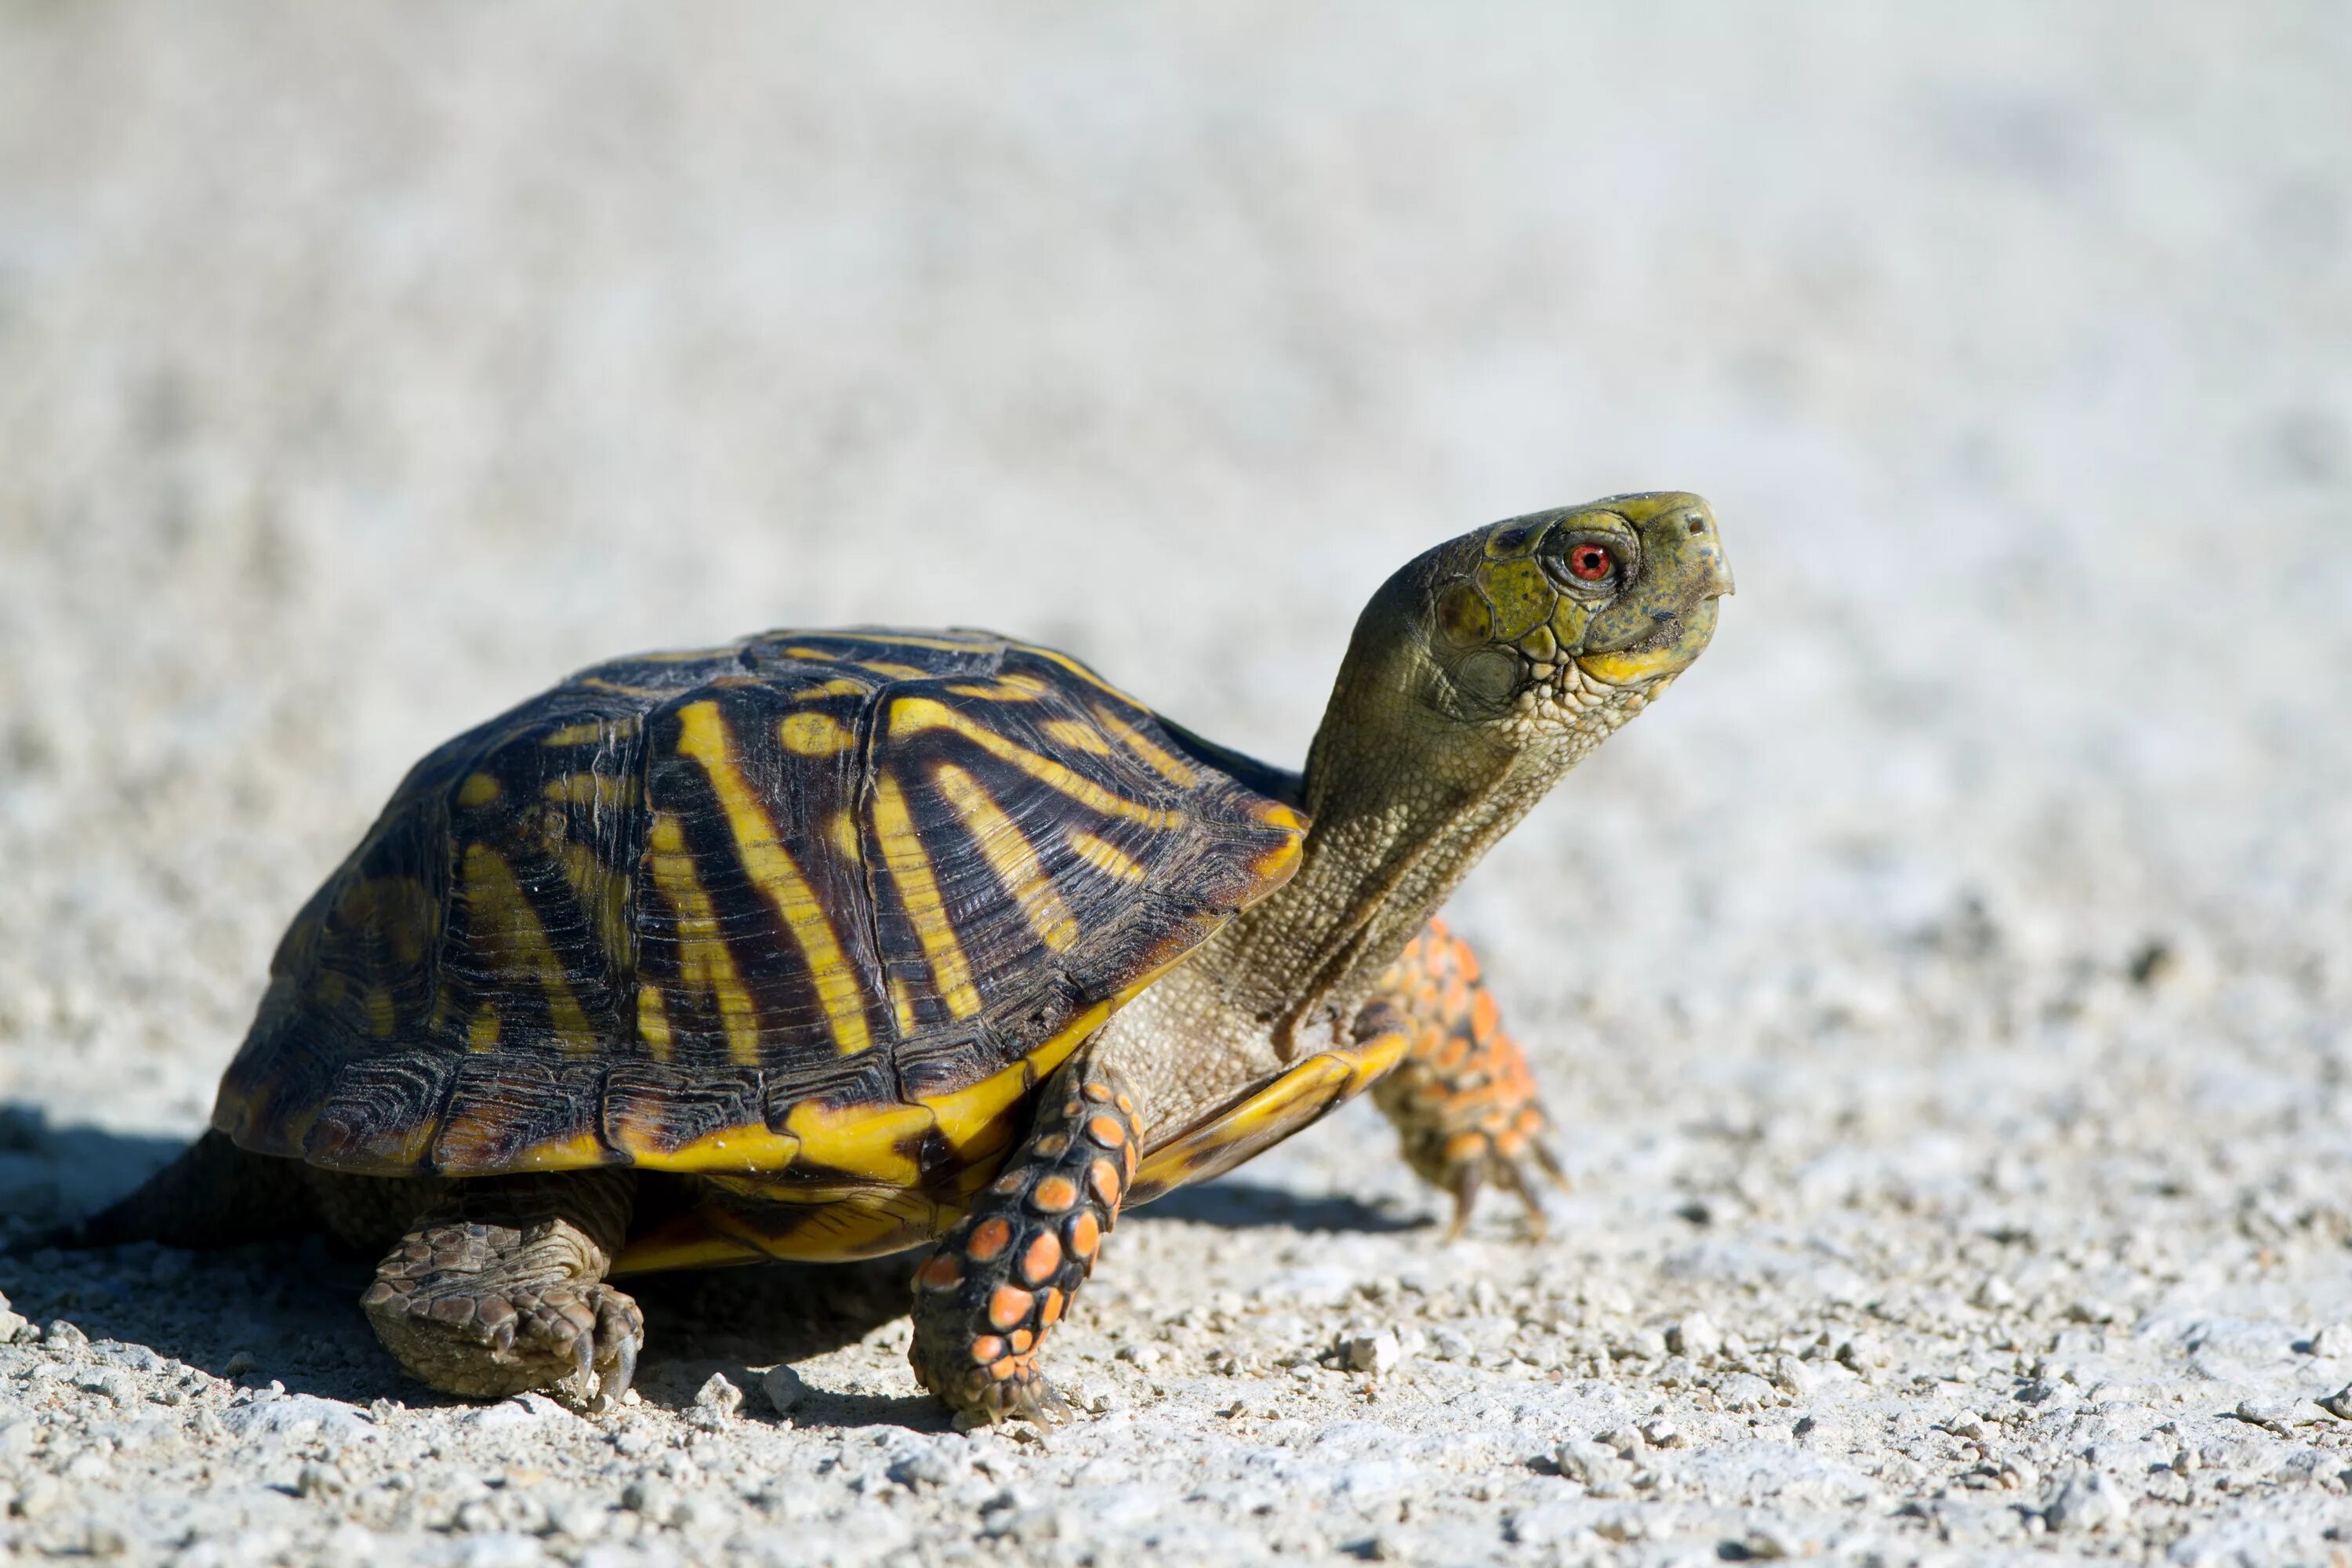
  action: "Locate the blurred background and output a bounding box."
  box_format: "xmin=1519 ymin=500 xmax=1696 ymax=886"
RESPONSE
xmin=0 ymin=2 xmax=2347 ymax=1208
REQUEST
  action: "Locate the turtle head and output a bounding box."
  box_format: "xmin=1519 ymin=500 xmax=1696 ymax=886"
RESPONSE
xmin=1319 ymin=492 xmax=1733 ymax=771
xmin=1420 ymin=491 xmax=1733 ymax=724
xmin=1233 ymin=492 xmax=1731 ymax=1052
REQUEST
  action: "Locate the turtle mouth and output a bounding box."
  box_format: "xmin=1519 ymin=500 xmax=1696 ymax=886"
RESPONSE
xmin=1574 ymin=599 xmax=1719 ymax=688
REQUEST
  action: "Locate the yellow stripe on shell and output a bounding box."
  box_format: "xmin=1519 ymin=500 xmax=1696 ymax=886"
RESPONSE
xmin=869 ymin=771 xmax=983 ymax=1021
xmin=857 ymin=660 xmax=933 ymax=680
xmin=887 ymin=697 xmax=1184 ymax=828
xmin=558 ymin=842 xmax=633 ymax=973
xmin=610 ymin=1117 xmax=802 ymax=1173
xmin=457 ymin=772 xmax=500 ymax=808
xmin=1089 ymin=704 xmax=1198 ymax=786
xmin=459 ymin=844 xmax=595 ymax=1051
xmin=468 ymin=1004 xmax=501 ymax=1053
xmin=944 ymin=681 xmax=1041 ymax=702
xmin=790 ymin=677 xmax=871 ymax=701
xmin=779 ymin=712 xmax=855 ymax=757
xmin=364 ymin=984 xmax=396 ymax=1038
xmin=635 ymin=984 xmax=674 ymax=1062
xmin=1040 ymin=718 xmax=1112 ymax=755
xmin=782 ymin=1096 xmax=931 ymax=1188
xmin=826 ymin=810 xmax=862 ymax=863
xmin=541 ymin=717 xmax=640 ymax=748
xmin=643 ymin=811 xmax=763 ymax=1063
xmin=510 ymin=1131 xmax=608 ymax=1172
xmin=1066 ymin=829 xmax=1147 ymax=884
xmin=1006 ymin=641 xmax=1155 ymax=711
xmin=932 ymin=761 xmax=1078 ymax=955
xmin=672 ymin=701 xmax=874 ymax=1057
xmin=920 ymin=999 xmax=1108 ymax=1162
xmin=543 ymin=773 xmax=641 ymax=811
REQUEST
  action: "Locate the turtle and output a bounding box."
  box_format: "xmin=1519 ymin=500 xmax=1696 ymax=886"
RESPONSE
xmin=75 ymin=492 xmax=1731 ymax=1423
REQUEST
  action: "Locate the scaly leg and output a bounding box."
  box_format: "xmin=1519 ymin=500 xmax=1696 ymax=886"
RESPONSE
xmin=908 ymin=1052 xmax=1142 ymax=1425
xmin=357 ymin=1168 xmax=644 ymax=1406
xmin=1370 ymin=917 xmax=1565 ymax=1240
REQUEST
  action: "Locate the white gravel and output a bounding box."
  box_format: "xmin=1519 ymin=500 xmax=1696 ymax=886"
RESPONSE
xmin=4 ymin=5 xmax=2350 ymax=1565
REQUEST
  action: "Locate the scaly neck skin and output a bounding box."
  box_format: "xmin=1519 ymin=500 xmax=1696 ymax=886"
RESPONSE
xmin=1197 ymin=652 xmax=1650 ymax=1058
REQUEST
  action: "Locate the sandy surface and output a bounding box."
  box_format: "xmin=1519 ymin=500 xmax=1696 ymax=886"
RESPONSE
xmin=4 ymin=3 xmax=2351 ymax=1564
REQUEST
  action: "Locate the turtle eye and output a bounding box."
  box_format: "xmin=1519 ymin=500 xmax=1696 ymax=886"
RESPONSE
xmin=1566 ymin=543 xmax=1617 ymax=583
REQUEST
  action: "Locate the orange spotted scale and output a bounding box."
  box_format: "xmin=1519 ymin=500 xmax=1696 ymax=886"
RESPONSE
xmin=208 ymin=627 xmax=1305 ymax=1272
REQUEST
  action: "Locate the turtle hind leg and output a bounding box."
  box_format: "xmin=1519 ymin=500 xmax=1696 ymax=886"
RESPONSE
xmin=35 ymin=1130 xmax=321 ymax=1253
xmin=908 ymin=1053 xmax=1142 ymax=1426
xmin=360 ymin=1167 xmax=644 ymax=1406
xmin=1369 ymin=918 xmax=1566 ymax=1242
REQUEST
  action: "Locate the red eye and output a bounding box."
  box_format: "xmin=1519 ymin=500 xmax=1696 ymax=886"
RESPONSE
xmin=1566 ymin=543 xmax=1617 ymax=582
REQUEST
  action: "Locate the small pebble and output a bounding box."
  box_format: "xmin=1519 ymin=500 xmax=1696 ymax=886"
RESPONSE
xmin=1667 ymin=1312 xmax=1720 ymax=1359
xmin=2310 ymin=1324 xmax=2352 ymax=1359
xmin=688 ymin=1371 xmax=742 ymax=1427
xmin=1341 ymin=1329 xmax=1402 ymax=1375
xmin=2045 ymin=1469 xmax=2130 ymax=1533
xmin=760 ymin=1363 xmax=807 ymax=1417
xmin=222 ymin=1351 xmax=257 ymax=1377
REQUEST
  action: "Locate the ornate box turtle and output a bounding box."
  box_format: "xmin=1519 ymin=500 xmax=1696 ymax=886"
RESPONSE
xmin=78 ymin=494 xmax=1732 ymax=1422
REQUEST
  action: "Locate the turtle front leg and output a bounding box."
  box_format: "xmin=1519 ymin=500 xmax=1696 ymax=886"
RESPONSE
xmin=909 ymin=1054 xmax=1141 ymax=1425
xmin=358 ymin=1167 xmax=645 ymax=1406
xmin=1369 ymin=917 xmax=1566 ymax=1240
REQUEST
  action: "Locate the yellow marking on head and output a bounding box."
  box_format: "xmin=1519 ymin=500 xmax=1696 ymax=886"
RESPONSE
xmin=543 ymin=772 xmax=641 ymax=811
xmin=557 ymin=843 xmax=633 ymax=974
xmin=461 ymin=844 xmax=595 ymax=1051
xmin=933 ymin=762 xmax=1078 ymax=954
xmin=1040 ymin=718 xmax=1112 ymax=755
xmin=457 ymin=772 xmax=501 ymax=808
xmin=779 ymin=711 xmax=855 ymax=757
xmin=869 ymin=771 xmax=983 ymax=1021
xmin=945 ymin=681 xmax=1040 ymax=702
xmin=888 ymin=698 xmax=1183 ymax=828
xmin=635 ymin=984 xmax=674 ymax=1062
xmin=782 ymin=1097 xmax=931 ymax=1188
xmin=791 ymin=677 xmax=871 ymax=701
xmin=671 ymin=702 xmax=873 ymax=1056
xmin=612 ymin=1117 xmax=801 ymax=1173
xmin=363 ymin=984 xmax=397 ymax=1038
xmin=921 ymin=1000 xmax=1109 ymax=1160
xmin=857 ymin=660 xmax=932 ymax=680
xmin=826 ymin=809 xmax=863 ymax=864
xmin=1067 ymin=829 xmax=1148 ymax=884
xmin=540 ymin=718 xmax=638 ymax=748
xmin=512 ymin=1131 xmax=610 ymax=1172
xmin=469 ymin=1004 xmax=502 ymax=1053
xmin=1090 ymin=704 xmax=1198 ymax=786
xmin=644 ymin=811 xmax=764 ymax=1063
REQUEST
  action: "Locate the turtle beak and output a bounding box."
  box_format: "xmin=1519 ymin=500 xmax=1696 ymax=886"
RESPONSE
xmin=1574 ymin=495 xmax=1732 ymax=687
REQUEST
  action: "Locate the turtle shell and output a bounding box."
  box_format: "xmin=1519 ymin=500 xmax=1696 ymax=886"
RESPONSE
xmin=212 ymin=630 xmax=1305 ymax=1189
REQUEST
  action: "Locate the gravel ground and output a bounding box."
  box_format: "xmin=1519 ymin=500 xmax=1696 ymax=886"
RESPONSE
xmin=4 ymin=4 xmax=2352 ymax=1565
